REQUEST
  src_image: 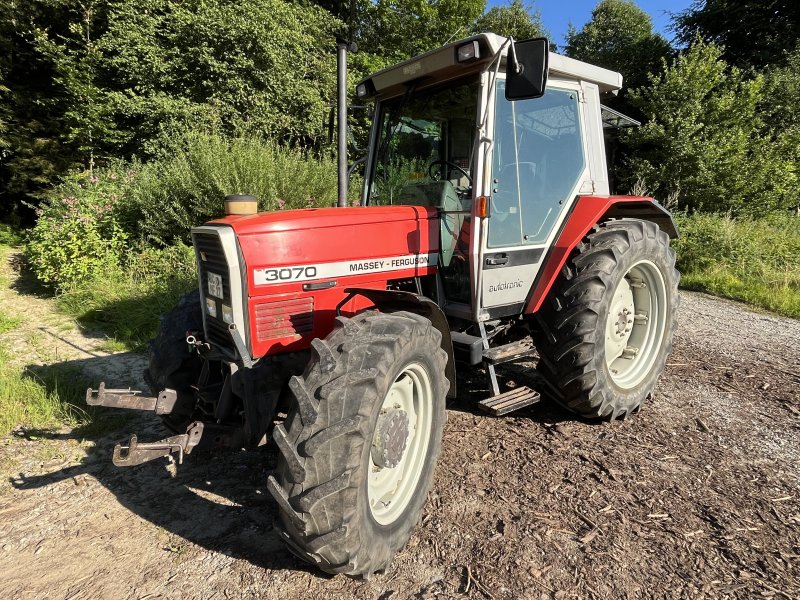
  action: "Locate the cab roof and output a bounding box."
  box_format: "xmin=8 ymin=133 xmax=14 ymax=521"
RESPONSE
xmin=357 ymin=32 xmax=623 ymax=101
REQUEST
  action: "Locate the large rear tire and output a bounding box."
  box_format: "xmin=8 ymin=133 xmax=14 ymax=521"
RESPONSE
xmin=143 ymin=290 xmax=203 ymax=432
xmin=533 ymin=219 xmax=679 ymax=419
xmin=267 ymin=311 xmax=448 ymax=577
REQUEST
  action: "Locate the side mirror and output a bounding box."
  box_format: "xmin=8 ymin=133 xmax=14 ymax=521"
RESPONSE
xmin=505 ymin=38 xmax=549 ymax=101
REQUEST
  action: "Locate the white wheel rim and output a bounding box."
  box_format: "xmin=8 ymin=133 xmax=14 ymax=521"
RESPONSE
xmin=367 ymin=362 xmax=433 ymax=525
xmin=604 ymin=259 xmax=668 ymax=389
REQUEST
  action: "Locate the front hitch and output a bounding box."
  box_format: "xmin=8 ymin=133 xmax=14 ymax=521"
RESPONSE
xmin=86 ymin=382 xmax=178 ymax=414
xmin=112 ymin=422 xmax=204 ymax=467
xmin=86 ymin=381 xmax=249 ymax=467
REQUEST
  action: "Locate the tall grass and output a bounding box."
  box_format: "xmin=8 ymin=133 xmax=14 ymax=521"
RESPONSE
xmin=0 ymin=348 xmax=88 ymax=436
xmin=674 ymin=212 xmax=800 ymax=317
xmin=57 ymin=243 xmax=197 ymax=351
xmin=132 ymin=132 xmax=339 ymax=245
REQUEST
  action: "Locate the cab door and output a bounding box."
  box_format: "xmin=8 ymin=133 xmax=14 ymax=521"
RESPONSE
xmin=478 ymin=78 xmax=596 ymax=317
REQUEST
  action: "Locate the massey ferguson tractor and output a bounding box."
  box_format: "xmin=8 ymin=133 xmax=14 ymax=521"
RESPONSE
xmin=86 ymin=34 xmax=679 ymax=577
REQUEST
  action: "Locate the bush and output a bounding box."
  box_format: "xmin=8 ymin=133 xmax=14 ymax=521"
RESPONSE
xmin=0 ymin=224 xmax=21 ymax=247
xmin=57 ymin=243 xmax=197 ymax=350
xmin=674 ymin=212 xmax=800 ymax=317
xmin=131 ymin=132 xmax=339 ymax=245
xmin=25 ymin=166 xmax=134 ymax=290
xmin=622 ymin=39 xmax=798 ymax=216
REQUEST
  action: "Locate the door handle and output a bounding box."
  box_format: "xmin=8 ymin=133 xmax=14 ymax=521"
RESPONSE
xmin=485 ymin=256 xmax=508 ymax=266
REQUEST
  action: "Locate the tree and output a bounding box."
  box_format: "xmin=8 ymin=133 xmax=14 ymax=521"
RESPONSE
xmin=675 ymin=0 xmax=800 ymax=69
xmin=565 ymin=0 xmax=672 ymax=93
xmin=472 ymin=0 xmax=546 ymax=40
xmin=762 ymin=47 xmax=800 ymax=131
xmin=621 ymin=39 xmax=797 ymax=216
xmin=358 ymin=0 xmax=486 ymax=63
xmin=0 ymin=0 xmax=342 ymax=218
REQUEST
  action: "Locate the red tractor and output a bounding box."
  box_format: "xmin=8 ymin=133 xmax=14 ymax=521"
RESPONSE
xmin=87 ymin=34 xmax=678 ymax=577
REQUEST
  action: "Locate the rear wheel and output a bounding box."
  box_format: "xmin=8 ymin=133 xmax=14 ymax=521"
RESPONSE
xmin=267 ymin=311 xmax=448 ymax=577
xmin=533 ymin=219 xmax=679 ymax=419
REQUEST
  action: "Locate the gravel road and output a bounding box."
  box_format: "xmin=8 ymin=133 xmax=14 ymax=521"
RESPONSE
xmin=1 ymin=280 xmax=798 ymax=599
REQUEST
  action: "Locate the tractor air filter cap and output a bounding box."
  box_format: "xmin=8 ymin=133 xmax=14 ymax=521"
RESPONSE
xmin=224 ymin=194 xmax=258 ymax=216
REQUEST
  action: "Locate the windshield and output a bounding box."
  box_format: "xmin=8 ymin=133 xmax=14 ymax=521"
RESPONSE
xmin=367 ymin=78 xmax=480 ymax=207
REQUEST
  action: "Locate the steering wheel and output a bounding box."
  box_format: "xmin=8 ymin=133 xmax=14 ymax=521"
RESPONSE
xmin=428 ymin=159 xmax=472 ymax=184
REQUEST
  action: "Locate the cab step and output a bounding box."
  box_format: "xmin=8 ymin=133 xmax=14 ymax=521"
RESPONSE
xmin=479 ymin=386 xmax=541 ymax=416
xmin=482 ymin=340 xmax=536 ymax=365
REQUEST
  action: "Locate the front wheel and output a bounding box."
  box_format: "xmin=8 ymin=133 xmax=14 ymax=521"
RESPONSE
xmin=533 ymin=219 xmax=679 ymax=419
xmin=267 ymin=311 xmax=448 ymax=577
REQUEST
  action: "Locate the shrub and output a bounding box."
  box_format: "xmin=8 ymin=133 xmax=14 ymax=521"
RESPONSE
xmin=674 ymin=212 xmax=800 ymax=317
xmin=25 ymin=166 xmax=134 ymax=290
xmin=0 ymin=224 xmax=21 ymax=247
xmin=622 ymin=39 xmax=798 ymax=216
xmin=131 ymin=132 xmax=339 ymax=245
xmin=57 ymin=243 xmax=197 ymax=350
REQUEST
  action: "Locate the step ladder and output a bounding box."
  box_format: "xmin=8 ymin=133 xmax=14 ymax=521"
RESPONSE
xmin=475 ymin=322 xmax=542 ymax=416
xmin=478 ymin=386 xmax=541 ymax=416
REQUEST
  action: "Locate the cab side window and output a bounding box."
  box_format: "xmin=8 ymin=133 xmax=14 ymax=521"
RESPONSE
xmin=489 ymin=83 xmax=586 ymax=247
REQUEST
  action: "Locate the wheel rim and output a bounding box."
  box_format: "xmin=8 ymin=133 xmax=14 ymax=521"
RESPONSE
xmin=604 ymin=259 xmax=668 ymax=389
xmin=367 ymin=362 xmax=433 ymax=525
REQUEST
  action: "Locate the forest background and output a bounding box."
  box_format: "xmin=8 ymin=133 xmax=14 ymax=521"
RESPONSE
xmin=0 ymin=0 xmax=798 ymax=353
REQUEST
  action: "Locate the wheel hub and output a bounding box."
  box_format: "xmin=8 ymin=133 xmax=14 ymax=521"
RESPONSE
xmin=615 ymin=308 xmax=632 ymax=337
xmin=371 ymin=408 xmax=409 ymax=469
xmin=604 ymin=260 xmax=668 ymax=389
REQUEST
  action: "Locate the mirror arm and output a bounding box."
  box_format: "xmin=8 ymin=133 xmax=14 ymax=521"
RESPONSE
xmin=508 ymin=37 xmax=523 ymax=75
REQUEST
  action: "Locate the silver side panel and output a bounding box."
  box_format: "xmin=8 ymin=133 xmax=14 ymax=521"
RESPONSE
xmin=192 ymin=225 xmax=248 ymax=348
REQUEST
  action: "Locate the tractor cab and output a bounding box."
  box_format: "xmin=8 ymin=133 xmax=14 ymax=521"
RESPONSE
xmin=357 ymin=33 xmax=623 ymax=321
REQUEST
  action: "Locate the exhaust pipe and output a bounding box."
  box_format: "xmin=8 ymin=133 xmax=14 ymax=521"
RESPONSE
xmin=336 ymin=38 xmax=354 ymax=208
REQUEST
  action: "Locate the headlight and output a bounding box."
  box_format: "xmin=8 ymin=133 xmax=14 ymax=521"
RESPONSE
xmin=221 ymin=304 xmax=234 ymax=324
xmin=205 ymin=297 xmax=217 ymax=318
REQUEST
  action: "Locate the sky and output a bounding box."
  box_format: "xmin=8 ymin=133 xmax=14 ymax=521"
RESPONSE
xmin=486 ymin=0 xmax=695 ymax=48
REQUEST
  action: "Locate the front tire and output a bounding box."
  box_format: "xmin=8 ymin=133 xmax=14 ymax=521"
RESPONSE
xmin=143 ymin=290 xmax=203 ymax=432
xmin=533 ymin=219 xmax=679 ymax=419
xmin=267 ymin=311 xmax=448 ymax=577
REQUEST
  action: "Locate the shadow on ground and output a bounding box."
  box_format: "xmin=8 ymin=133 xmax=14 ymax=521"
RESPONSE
xmin=9 ymin=351 xmax=585 ymax=577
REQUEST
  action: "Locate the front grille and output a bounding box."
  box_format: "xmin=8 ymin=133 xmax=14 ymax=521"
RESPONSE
xmin=255 ymin=297 xmax=314 ymax=342
xmin=194 ymin=231 xmax=233 ymax=348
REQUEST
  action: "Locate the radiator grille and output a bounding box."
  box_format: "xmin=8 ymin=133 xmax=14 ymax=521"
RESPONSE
xmin=254 ymin=297 xmax=314 ymax=342
xmin=194 ymin=232 xmax=233 ymax=348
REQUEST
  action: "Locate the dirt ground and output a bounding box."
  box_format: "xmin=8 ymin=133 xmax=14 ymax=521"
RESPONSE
xmin=0 ymin=250 xmax=798 ymax=600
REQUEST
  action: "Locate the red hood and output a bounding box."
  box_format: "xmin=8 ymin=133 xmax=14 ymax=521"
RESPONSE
xmin=211 ymin=205 xmax=437 ymax=236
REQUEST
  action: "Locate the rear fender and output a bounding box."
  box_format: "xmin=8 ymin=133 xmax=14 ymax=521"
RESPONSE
xmin=525 ymin=196 xmax=677 ymax=314
xmin=342 ymin=288 xmax=457 ymax=399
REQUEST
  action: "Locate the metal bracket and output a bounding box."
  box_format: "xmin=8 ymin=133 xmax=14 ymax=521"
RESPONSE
xmin=112 ymin=422 xmax=204 ymax=467
xmin=478 ymin=321 xmax=501 ymax=397
xmin=228 ymin=323 xmax=253 ymax=369
xmin=86 ymin=383 xmax=178 ymax=415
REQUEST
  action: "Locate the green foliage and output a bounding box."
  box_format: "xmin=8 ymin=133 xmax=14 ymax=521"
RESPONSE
xmin=57 ymin=243 xmax=197 ymax=350
xmin=675 ymin=0 xmax=800 ymax=69
xmin=0 ymin=225 xmax=22 ymax=247
xmin=131 ymin=132 xmax=339 ymax=245
xmin=763 ymin=47 xmax=800 ymax=129
xmin=0 ymin=348 xmax=89 ymax=436
xmin=674 ymin=212 xmax=800 ymax=318
xmin=0 ymin=311 xmax=22 ymax=334
xmin=622 ymin=39 xmax=798 ymax=216
xmin=25 ymin=166 xmax=132 ymax=289
xmin=472 ymin=0 xmax=546 ymax=40
xmin=564 ymin=0 xmax=672 ymax=92
xmin=100 ymin=0 xmax=339 ymax=152
xmin=0 ymin=0 xmax=341 ymax=215
xmin=357 ymin=1 xmax=486 ymax=63
xmin=371 ymin=157 xmax=430 ymax=205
